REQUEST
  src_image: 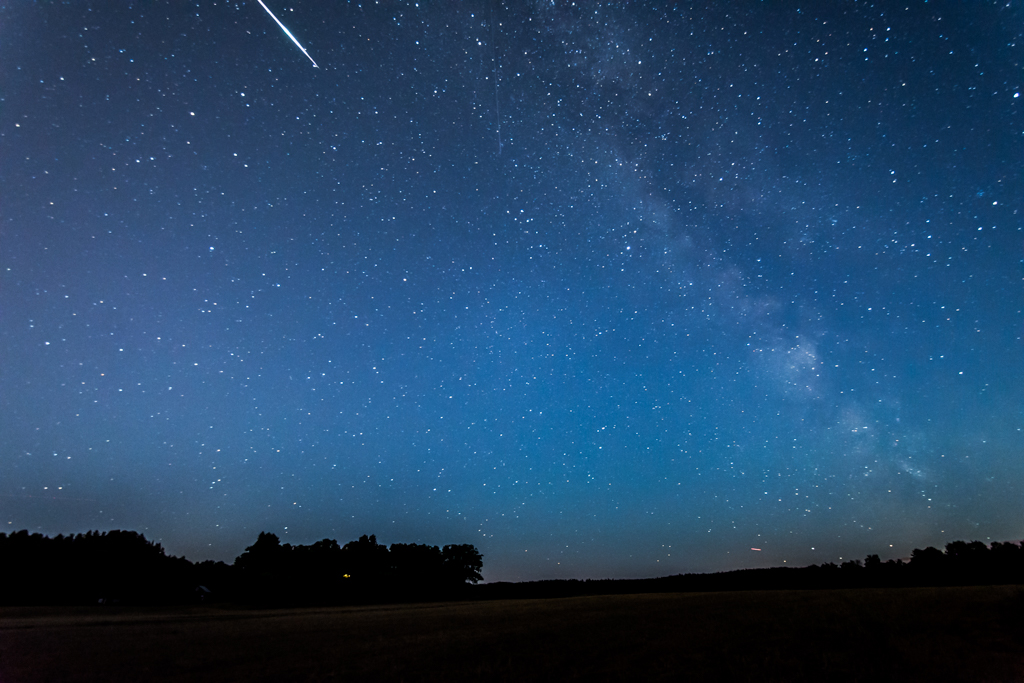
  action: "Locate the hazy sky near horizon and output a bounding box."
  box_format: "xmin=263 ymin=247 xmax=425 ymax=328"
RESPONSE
xmin=2 ymin=1 xmax=1022 ymax=582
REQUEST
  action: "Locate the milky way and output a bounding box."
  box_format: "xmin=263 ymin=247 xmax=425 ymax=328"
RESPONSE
xmin=1 ymin=1 xmax=1021 ymax=581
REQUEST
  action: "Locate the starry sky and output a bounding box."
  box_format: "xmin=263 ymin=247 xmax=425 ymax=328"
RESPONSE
xmin=2 ymin=1 xmax=1022 ymax=582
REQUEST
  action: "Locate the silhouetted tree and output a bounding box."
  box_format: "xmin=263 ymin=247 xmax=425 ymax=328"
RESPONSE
xmin=909 ymin=546 xmax=946 ymax=584
xmin=233 ymin=532 xmax=293 ymax=603
xmin=944 ymin=540 xmax=989 ymax=583
xmin=442 ymin=544 xmax=484 ymax=585
xmin=289 ymin=538 xmax=347 ymax=603
xmin=0 ymin=529 xmax=194 ymax=604
xmin=390 ymin=543 xmax=445 ymax=589
xmin=990 ymin=541 xmax=1024 ymax=584
xmin=341 ymin=534 xmax=389 ymax=579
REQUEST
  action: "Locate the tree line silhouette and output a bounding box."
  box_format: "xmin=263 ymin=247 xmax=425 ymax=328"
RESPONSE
xmin=0 ymin=530 xmax=1021 ymax=605
xmin=0 ymin=530 xmax=482 ymax=606
xmin=477 ymin=539 xmax=1024 ymax=600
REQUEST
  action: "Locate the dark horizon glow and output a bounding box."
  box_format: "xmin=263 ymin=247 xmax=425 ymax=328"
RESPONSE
xmin=1 ymin=1 xmax=1022 ymax=582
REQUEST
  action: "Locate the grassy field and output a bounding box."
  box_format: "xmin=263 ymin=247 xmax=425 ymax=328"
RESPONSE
xmin=1 ymin=586 xmax=1021 ymax=681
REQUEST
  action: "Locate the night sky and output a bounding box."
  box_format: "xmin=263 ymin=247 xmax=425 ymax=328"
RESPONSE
xmin=2 ymin=1 xmax=1022 ymax=582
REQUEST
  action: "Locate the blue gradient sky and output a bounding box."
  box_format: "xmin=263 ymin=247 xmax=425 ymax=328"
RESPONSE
xmin=2 ymin=1 xmax=1022 ymax=581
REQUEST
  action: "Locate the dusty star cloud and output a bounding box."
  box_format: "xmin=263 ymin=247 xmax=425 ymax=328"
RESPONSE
xmin=1 ymin=1 xmax=1022 ymax=581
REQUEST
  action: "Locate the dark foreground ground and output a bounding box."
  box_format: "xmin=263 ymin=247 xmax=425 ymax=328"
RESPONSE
xmin=1 ymin=586 xmax=1022 ymax=682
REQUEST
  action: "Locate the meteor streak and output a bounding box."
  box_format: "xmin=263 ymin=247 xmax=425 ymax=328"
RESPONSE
xmin=256 ymin=0 xmax=318 ymax=68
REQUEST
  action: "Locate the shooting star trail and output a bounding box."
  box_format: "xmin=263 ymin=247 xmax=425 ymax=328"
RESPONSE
xmin=256 ymin=0 xmax=318 ymax=68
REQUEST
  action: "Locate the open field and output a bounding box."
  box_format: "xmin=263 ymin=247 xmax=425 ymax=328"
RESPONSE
xmin=1 ymin=586 xmax=1022 ymax=681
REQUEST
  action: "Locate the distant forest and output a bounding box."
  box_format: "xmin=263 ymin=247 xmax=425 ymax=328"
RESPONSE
xmin=0 ymin=530 xmax=482 ymax=606
xmin=479 ymin=539 xmax=1024 ymax=601
xmin=1 ymin=530 xmax=1021 ymax=606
